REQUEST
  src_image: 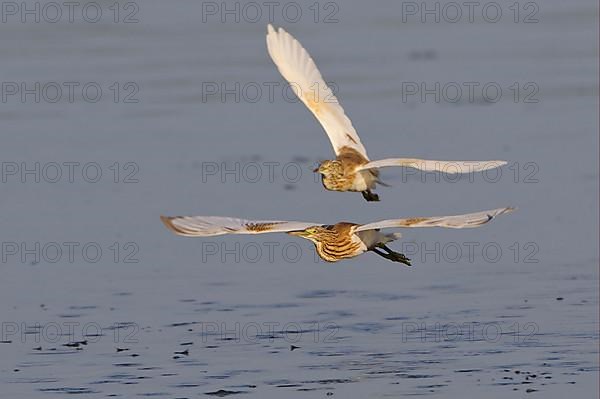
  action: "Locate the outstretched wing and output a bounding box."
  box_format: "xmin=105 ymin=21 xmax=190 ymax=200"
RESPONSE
xmin=355 ymin=159 xmax=506 ymax=173
xmin=266 ymin=24 xmax=368 ymax=158
xmin=160 ymin=215 xmax=318 ymax=237
xmin=354 ymin=207 xmax=515 ymax=232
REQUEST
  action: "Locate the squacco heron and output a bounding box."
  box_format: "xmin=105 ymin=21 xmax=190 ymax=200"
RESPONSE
xmin=161 ymin=207 xmax=514 ymax=264
xmin=266 ymin=25 xmax=506 ymax=201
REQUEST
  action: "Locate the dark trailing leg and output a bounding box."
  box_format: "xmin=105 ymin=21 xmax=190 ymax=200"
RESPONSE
xmin=361 ymin=190 xmax=380 ymax=202
xmin=382 ymin=245 xmax=411 ymax=266
xmin=372 ymin=247 xmax=411 ymax=266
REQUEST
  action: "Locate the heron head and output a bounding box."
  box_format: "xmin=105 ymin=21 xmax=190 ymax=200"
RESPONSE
xmin=313 ymin=160 xmax=342 ymax=176
xmin=289 ymin=226 xmax=324 ymax=242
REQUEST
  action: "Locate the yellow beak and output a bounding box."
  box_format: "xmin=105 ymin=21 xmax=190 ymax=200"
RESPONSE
xmin=313 ymin=161 xmax=325 ymax=173
xmin=289 ymin=230 xmax=308 ymax=237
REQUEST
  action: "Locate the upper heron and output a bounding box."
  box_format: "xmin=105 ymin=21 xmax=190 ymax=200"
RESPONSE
xmin=266 ymin=25 xmax=506 ymax=201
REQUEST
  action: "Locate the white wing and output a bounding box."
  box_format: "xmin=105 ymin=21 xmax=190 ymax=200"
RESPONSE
xmin=161 ymin=215 xmax=318 ymax=237
xmin=355 ymin=159 xmax=507 ymax=173
xmin=266 ymin=24 xmax=368 ymax=158
xmin=355 ymin=207 xmax=515 ymax=232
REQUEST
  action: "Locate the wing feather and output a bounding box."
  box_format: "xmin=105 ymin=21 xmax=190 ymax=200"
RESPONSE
xmin=266 ymin=24 xmax=368 ymax=158
xmin=355 ymin=207 xmax=515 ymax=232
xmin=161 ymin=216 xmax=317 ymax=237
xmin=355 ymin=159 xmax=507 ymax=173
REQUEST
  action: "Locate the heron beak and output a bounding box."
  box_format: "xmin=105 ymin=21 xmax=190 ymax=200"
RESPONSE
xmin=312 ymin=161 xmax=324 ymax=173
xmin=289 ymin=230 xmax=307 ymax=237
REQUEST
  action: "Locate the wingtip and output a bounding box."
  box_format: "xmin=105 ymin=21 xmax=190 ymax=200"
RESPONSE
xmin=160 ymin=214 xmax=172 ymax=225
xmin=494 ymin=206 xmax=517 ymax=218
xmin=475 ymin=160 xmax=507 ymax=172
xmin=482 ymin=160 xmax=507 ymax=170
xmin=160 ymin=215 xmax=182 ymax=235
